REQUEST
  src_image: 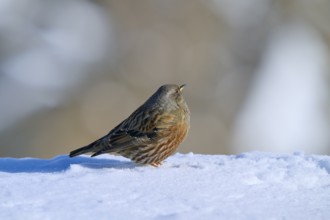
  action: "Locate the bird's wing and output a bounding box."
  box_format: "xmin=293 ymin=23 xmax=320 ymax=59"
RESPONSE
xmin=91 ymin=107 xmax=177 ymax=156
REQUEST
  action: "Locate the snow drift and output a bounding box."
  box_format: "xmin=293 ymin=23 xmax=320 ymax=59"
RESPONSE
xmin=1 ymin=152 xmax=330 ymax=219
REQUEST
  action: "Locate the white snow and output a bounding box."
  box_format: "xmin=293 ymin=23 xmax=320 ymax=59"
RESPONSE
xmin=1 ymin=152 xmax=330 ymax=220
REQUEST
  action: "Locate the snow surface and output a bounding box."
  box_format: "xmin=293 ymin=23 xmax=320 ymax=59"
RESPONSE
xmin=1 ymin=152 xmax=330 ymax=220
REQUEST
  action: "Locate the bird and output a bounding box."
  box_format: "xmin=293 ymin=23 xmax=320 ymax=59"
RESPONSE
xmin=69 ymin=84 xmax=190 ymax=167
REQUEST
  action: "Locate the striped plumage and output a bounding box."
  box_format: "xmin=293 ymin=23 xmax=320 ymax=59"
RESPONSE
xmin=69 ymin=84 xmax=190 ymax=167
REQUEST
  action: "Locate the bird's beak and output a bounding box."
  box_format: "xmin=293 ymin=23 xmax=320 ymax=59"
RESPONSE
xmin=179 ymin=84 xmax=186 ymax=92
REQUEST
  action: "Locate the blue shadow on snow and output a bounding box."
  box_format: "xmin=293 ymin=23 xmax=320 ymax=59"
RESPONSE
xmin=0 ymin=155 xmax=135 ymax=173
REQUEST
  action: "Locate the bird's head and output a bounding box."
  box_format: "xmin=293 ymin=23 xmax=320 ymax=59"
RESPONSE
xmin=153 ymin=84 xmax=187 ymax=109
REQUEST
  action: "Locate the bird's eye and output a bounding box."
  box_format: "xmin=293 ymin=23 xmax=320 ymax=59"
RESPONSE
xmin=173 ymin=90 xmax=180 ymax=97
xmin=170 ymin=90 xmax=179 ymax=99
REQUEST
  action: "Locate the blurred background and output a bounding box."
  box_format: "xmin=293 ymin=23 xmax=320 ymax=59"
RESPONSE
xmin=1 ymin=0 xmax=330 ymax=158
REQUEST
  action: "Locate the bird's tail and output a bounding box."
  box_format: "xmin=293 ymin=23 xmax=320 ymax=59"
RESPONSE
xmin=69 ymin=146 xmax=89 ymax=157
xmin=69 ymin=136 xmax=107 ymax=157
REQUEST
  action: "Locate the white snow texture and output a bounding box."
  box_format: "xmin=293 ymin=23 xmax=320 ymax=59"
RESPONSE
xmin=1 ymin=152 xmax=330 ymax=220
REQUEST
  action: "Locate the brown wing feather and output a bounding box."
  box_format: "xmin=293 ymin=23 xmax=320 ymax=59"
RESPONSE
xmin=91 ymin=107 xmax=177 ymax=156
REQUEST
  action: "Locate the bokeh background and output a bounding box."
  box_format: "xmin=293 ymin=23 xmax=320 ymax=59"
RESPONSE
xmin=1 ymin=0 xmax=330 ymax=158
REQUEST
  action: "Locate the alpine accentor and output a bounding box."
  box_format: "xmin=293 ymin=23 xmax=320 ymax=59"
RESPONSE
xmin=69 ymin=84 xmax=190 ymax=167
